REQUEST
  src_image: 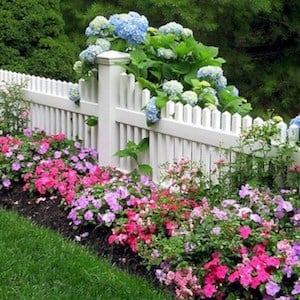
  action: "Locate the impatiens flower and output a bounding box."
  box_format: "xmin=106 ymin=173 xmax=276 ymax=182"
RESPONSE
xmin=265 ymin=281 xmax=280 ymax=296
xmin=292 ymin=280 xmax=300 ymax=295
xmin=11 ymin=161 xmax=21 ymax=171
xmin=239 ymin=226 xmax=252 ymax=239
xmin=202 ymin=284 xmax=216 ymax=298
xmin=2 ymin=178 xmax=11 ymax=187
xmin=84 ymin=210 xmax=93 ymax=221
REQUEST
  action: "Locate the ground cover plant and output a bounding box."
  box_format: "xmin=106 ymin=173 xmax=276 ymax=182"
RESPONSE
xmin=0 ymin=124 xmax=299 ymax=299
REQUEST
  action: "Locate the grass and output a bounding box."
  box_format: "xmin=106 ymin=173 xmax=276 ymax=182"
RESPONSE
xmin=0 ymin=208 xmax=172 ymax=300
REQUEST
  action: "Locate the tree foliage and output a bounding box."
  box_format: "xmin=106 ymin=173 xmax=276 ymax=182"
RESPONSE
xmin=0 ymin=0 xmax=78 ymax=81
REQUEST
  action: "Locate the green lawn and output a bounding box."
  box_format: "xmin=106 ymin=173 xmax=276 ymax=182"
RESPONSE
xmin=0 ymin=208 xmax=172 ymax=300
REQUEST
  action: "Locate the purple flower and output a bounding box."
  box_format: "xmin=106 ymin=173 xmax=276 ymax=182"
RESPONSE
xmin=74 ymin=141 xmax=81 ymax=149
xmin=84 ymin=210 xmax=93 ymax=221
xmin=54 ymin=151 xmax=62 ymax=159
xmin=2 ymin=178 xmax=11 ymax=187
xmin=212 ymin=207 xmax=228 ymax=220
xmin=265 ymin=281 xmax=280 ymax=296
xmin=221 ymin=199 xmax=237 ymax=207
xmin=11 ymin=161 xmax=21 ymax=171
xmin=292 ymin=280 xmax=300 ymax=295
xmin=104 ymin=192 xmax=123 ymax=212
xmin=250 ymin=213 xmax=262 ymax=223
xmin=116 ymin=186 xmax=129 ymax=199
xmin=101 ymin=212 xmax=116 ymax=223
xmin=92 ymin=199 xmax=102 ymax=209
xmin=71 ymin=155 xmax=79 ymax=162
xmin=17 ymin=154 xmax=24 ymax=160
xmin=185 ymin=242 xmax=196 ymax=253
xmin=239 ymin=184 xmax=251 ymax=198
xmin=211 ymin=227 xmax=221 ymax=235
xmin=23 ymin=128 xmax=32 ymax=137
xmin=155 ymin=269 xmax=166 ymax=282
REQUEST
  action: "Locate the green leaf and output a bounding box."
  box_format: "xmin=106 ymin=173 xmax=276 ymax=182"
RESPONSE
xmin=138 ymin=164 xmax=153 ymax=177
xmin=130 ymin=48 xmax=148 ymax=63
xmin=137 ymin=77 xmax=158 ymax=92
xmin=155 ymin=96 xmax=168 ymax=109
xmin=85 ymin=116 xmax=98 ymax=127
xmin=137 ymin=137 xmax=149 ymax=153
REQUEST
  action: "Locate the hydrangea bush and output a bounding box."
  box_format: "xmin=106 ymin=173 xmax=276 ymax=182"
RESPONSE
xmin=73 ymin=11 xmax=252 ymax=124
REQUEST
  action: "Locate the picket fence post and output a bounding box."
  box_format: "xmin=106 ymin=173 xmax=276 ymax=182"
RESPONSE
xmin=96 ymin=50 xmax=130 ymax=166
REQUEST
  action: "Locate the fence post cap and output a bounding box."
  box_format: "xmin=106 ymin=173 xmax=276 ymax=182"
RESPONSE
xmin=97 ymin=50 xmax=130 ymax=65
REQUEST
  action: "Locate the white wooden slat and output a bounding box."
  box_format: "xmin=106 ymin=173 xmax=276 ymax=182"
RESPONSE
xmin=149 ymin=131 xmax=159 ymax=181
xmin=253 ymin=117 xmax=264 ymax=126
xmin=119 ymin=123 xmax=127 ymax=171
xmin=66 ymin=111 xmax=72 ymax=139
xmin=202 ymin=108 xmax=211 ymax=127
xmin=141 ymin=88 xmax=151 ymax=108
xmin=126 ymin=73 xmax=136 ymax=110
xmin=221 ymin=111 xmax=232 ymax=132
xmin=91 ymin=126 xmax=97 ymax=150
xmin=84 ymin=123 xmax=89 ymax=148
xmin=242 ymin=115 xmax=253 ymax=131
xmin=212 ymin=109 xmax=221 ymax=130
xmin=232 ymin=113 xmax=242 ymax=135
xmin=120 ymin=73 xmax=127 ymax=108
xmin=50 ymin=107 xmax=55 ymax=134
xmin=134 ymin=82 xmax=142 ymax=111
xmin=276 ymin=121 xmax=287 ymax=143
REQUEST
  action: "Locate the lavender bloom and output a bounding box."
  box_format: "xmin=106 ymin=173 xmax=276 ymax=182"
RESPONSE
xmin=155 ymin=269 xmax=166 ymax=282
xmin=16 ymin=154 xmax=24 ymax=160
xmin=84 ymin=210 xmax=94 ymax=221
xmin=104 ymin=192 xmax=123 ymax=212
xmin=23 ymin=128 xmax=32 ymax=137
xmin=145 ymin=97 xmax=160 ymax=124
xmin=11 ymin=161 xmax=21 ymax=171
xmin=265 ymin=281 xmax=281 ymax=296
xmin=2 ymin=178 xmax=11 ymax=188
xmin=212 ymin=207 xmax=228 ymax=220
xmin=239 ymin=184 xmax=252 ymax=198
xmin=211 ymin=227 xmax=221 ymax=235
xmin=101 ymin=212 xmax=116 ymax=223
xmin=292 ymin=280 xmax=300 ymax=295
xmin=53 ymin=151 xmax=62 ymax=159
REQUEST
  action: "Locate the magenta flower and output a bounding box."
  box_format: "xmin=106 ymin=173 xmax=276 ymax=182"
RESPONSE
xmin=23 ymin=128 xmax=32 ymax=137
xmin=239 ymin=226 xmax=252 ymax=239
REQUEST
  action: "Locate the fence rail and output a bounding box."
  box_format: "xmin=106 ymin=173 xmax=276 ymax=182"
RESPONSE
xmin=0 ymin=50 xmax=299 ymax=181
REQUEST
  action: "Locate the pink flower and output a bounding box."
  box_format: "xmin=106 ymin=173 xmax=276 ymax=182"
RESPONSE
xmin=239 ymin=226 xmax=252 ymax=239
xmin=202 ymin=284 xmax=216 ymax=298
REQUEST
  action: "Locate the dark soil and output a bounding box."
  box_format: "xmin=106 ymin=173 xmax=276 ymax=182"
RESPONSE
xmin=0 ymin=183 xmax=163 ymax=289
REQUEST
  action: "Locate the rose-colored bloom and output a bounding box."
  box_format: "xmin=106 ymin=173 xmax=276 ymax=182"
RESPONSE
xmin=239 ymin=226 xmax=252 ymax=239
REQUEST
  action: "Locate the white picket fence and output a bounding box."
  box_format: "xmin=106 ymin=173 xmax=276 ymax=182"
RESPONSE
xmin=0 ymin=50 xmax=299 ymax=181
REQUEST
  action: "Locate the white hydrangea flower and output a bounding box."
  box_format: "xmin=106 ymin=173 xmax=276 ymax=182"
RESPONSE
xmin=89 ymin=16 xmax=109 ymax=31
xmin=157 ymin=48 xmax=177 ymax=60
xmin=162 ymin=80 xmax=183 ymax=96
xmin=181 ymin=91 xmax=198 ymax=106
xmin=73 ymin=61 xmax=83 ymax=74
xmin=158 ymin=22 xmax=184 ymax=35
xmin=95 ymin=38 xmax=111 ymax=51
xmin=197 ymin=66 xmax=223 ymax=80
xmin=182 ymin=28 xmax=193 ymax=37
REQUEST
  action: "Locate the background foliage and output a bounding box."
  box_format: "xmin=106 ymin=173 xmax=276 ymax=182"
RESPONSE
xmin=0 ymin=0 xmax=299 ymax=118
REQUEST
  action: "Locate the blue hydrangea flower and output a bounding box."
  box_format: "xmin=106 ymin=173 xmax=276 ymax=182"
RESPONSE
xmin=109 ymin=11 xmax=148 ymax=45
xmin=216 ymin=75 xmax=227 ymax=89
xmin=79 ymin=45 xmax=106 ymax=64
xmin=157 ymin=48 xmax=177 ymax=60
xmin=181 ymin=91 xmax=198 ymax=106
xmin=145 ymin=97 xmax=160 ymax=124
xmin=68 ymin=86 xmax=80 ymax=104
xmin=85 ymin=16 xmax=110 ymax=37
xmin=197 ymin=66 xmax=223 ymax=80
xmin=158 ymin=22 xmax=184 ymax=35
xmin=162 ymin=80 xmax=183 ymax=96
xmin=290 ymin=115 xmax=300 ymax=136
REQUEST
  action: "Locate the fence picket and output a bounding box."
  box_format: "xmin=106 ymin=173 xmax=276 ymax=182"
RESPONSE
xmin=0 ymin=63 xmax=298 ymax=181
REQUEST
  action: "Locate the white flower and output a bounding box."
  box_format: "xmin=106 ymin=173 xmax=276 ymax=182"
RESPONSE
xmin=181 ymin=91 xmax=198 ymax=106
xmin=182 ymin=28 xmax=193 ymax=37
xmin=162 ymin=80 xmax=183 ymax=96
xmin=73 ymin=61 xmax=83 ymax=74
xmin=89 ymin=16 xmax=109 ymax=32
xmin=157 ymin=48 xmax=177 ymax=60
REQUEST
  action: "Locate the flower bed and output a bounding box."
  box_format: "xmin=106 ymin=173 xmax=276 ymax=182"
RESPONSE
xmin=0 ymin=129 xmax=299 ymax=299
